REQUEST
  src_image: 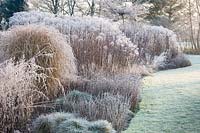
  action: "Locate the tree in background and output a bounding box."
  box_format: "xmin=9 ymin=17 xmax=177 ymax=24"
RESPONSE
xmin=102 ymin=0 xmax=147 ymax=23
xmin=187 ymin=0 xmax=200 ymax=49
xmin=142 ymin=0 xmax=184 ymax=28
xmin=41 ymin=0 xmax=60 ymax=15
xmin=0 ymin=0 xmax=28 ymax=21
xmin=86 ymin=0 xmax=95 ymax=16
xmin=144 ymin=0 xmax=166 ymax=20
xmin=29 ymin=0 xmax=147 ymax=18
xmin=30 ymin=0 xmax=77 ymax=16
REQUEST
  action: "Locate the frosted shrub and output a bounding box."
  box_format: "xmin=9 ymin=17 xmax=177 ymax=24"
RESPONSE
xmin=9 ymin=11 xmax=122 ymax=36
xmin=56 ymin=118 xmax=89 ymax=133
xmin=33 ymin=112 xmax=75 ymax=133
xmin=88 ymin=120 xmax=114 ymax=133
xmin=1 ymin=25 xmax=77 ymax=98
xmin=10 ymin=11 xmax=138 ymax=76
xmin=89 ymin=93 xmax=133 ymax=131
xmin=154 ymin=52 xmax=191 ymax=70
xmin=121 ymin=22 xmax=179 ymax=64
xmin=153 ymin=52 xmax=169 ymax=70
xmin=56 ymin=90 xmax=93 ymax=112
xmin=71 ymin=74 xmax=141 ymax=111
xmin=0 ymin=59 xmax=48 ymax=132
xmin=57 ymin=119 xmax=116 ymax=133
xmin=57 ymin=91 xmax=134 ymax=132
xmin=66 ymin=74 xmax=141 ymax=131
xmin=33 ymin=112 xmax=115 ymax=133
xmin=170 ymin=53 xmax=191 ymax=68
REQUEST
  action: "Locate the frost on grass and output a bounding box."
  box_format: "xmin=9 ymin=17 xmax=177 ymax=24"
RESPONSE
xmin=9 ymin=11 xmax=137 ymax=50
xmin=71 ymin=74 xmax=141 ymax=110
xmin=0 ymin=58 xmax=48 ymax=132
xmin=33 ymin=112 xmax=116 ymax=133
xmin=33 ymin=112 xmax=75 ymax=133
xmin=0 ymin=25 xmax=77 ymax=98
xmin=56 ymin=91 xmax=135 ymax=132
xmin=9 ymin=11 xmax=139 ymax=76
xmin=121 ymin=22 xmax=179 ymax=63
xmin=121 ymin=22 xmax=191 ymax=69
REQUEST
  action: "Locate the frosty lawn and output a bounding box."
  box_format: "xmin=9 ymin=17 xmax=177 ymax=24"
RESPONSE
xmin=125 ymin=55 xmax=200 ymax=133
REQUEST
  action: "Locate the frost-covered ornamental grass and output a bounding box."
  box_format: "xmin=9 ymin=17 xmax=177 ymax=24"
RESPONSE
xmin=121 ymin=22 xmax=191 ymax=70
xmin=56 ymin=89 xmax=137 ymax=132
xmin=121 ymin=22 xmax=179 ymax=63
xmin=153 ymin=52 xmax=191 ymax=70
xmin=0 ymin=25 xmax=77 ymax=98
xmin=33 ymin=112 xmax=75 ymax=133
xmin=0 ymin=59 xmax=48 ymax=132
xmin=9 ymin=11 xmax=139 ymax=76
xmin=33 ymin=112 xmax=116 ymax=133
xmin=71 ymin=74 xmax=141 ymax=110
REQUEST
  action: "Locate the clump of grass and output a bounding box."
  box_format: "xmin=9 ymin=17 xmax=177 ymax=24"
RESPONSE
xmin=33 ymin=112 xmax=75 ymax=133
xmin=55 ymin=90 xmax=93 ymax=112
xmin=153 ymin=51 xmax=191 ymax=70
xmin=33 ymin=112 xmax=115 ymax=133
xmin=56 ymin=91 xmax=135 ymax=132
xmin=170 ymin=53 xmax=192 ymax=68
xmin=1 ymin=25 xmax=77 ymax=98
xmin=67 ymin=74 xmax=141 ymax=131
xmin=0 ymin=59 xmax=48 ymax=132
xmin=121 ymin=22 xmax=179 ymax=64
xmin=88 ymin=120 xmax=114 ymax=133
xmin=70 ymin=32 xmax=138 ymax=76
xmin=70 ymin=74 xmax=141 ymax=110
xmin=56 ymin=118 xmax=89 ymax=133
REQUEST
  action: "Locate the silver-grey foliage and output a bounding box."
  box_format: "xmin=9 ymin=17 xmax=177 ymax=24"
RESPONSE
xmin=33 ymin=112 xmax=115 ymax=133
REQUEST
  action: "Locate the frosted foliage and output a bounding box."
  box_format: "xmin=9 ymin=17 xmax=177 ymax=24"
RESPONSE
xmin=33 ymin=112 xmax=115 ymax=133
xmin=103 ymin=0 xmax=147 ymax=19
xmin=121 ymin=22 xmax=179 ymax=64
xmin=1 ymin=25 xmax=77 ymax=85
xmin=9 ymin=11 xmax=137 ymax=51
xmin=33 ymin=112 xmax=75 ymax=133
xmin=0 ymin=59 xmax=48 ymax=131
xmin=58 ymin=91 xmax=134 ymax=132
xmin=10 ymin=11 xmax=138 ymax=75
xmin=88 ymin=120 xmax=114 ymax=133
xmin=153 ymin=52 xmax=168 ymax=69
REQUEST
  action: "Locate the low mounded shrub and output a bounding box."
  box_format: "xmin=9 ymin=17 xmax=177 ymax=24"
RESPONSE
xmin=56 ymin=90 xmax=93 ymax=112
xmin=56 ymin=118 xmax=89 ymax=133
xmin=170 ymin=53 xmax=192 ymax=68
xmin=1 ymin=25 xmax=77 ymax=98
xmin=33 ymin=112 xmax=115 ymax=133
xmin=153 ymin=52 xmax=191 ymax=70
xmin=62 ymin=90 xmax=93 ymax=102
xmin=33 ymin=112 xmax=75 ymax=133
xmin=88 ymin=120 xmax=115 ymax=133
